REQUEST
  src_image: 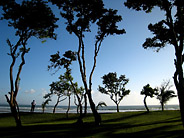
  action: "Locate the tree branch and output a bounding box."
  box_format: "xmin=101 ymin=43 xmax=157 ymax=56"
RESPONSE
xmin=89 ymin=39 xmax=103 ymax=91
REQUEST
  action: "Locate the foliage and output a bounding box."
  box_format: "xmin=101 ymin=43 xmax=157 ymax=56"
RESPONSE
xmin=124 ymin=0 xmax=184 ymax=126
xmin=141 ymin=84 xmax=157 ymax=97
xmin=1 ymin=0 xmax=58 ymax=39
xmin=48 ymin=50 xmax=85 ymax=121
xmin=141 ymin=84 xmax=158 ymax=112
xmin=157 ymin=80 xmax=177 ymax=111
xmin=1 ymin=0 xmax=58 ymax=127
xmin=124 ymin=0 xmax=184 ymax=51
xmin=42 ymin=98 xmax=52 ymax=113
xmin=48 ymin=50 xmax=77 ymax=72
xmin=49 ymin=0 xmax=125 ymax=125
xmin=98 ymin=72 xmax=130 ymax=112
xmin=96 ymin=101 xmax=107 ymax=110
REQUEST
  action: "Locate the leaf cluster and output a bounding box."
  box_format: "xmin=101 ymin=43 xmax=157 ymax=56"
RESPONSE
xmin=157 ymin=80 xmax=177 ymax=104
xmin=49 ymin=72 xmax=73 ymax=96
xmin=49 ymin=0 xmax=125 ymax=41
xmin=124 ymin=0 xmax=184 ymax=52
xmin=1 ymin=0 xmax=58 ymax=39
xmin=98 ymin=72 xmax=130 ymax=104
xmin=48 ymin=50 xmax=77 ymax=71
xmin=140 ymin=84 xmax=158 ymax=98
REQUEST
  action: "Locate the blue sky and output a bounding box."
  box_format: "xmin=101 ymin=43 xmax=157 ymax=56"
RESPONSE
xmin=0 ymin=0 xmax=179 ymax=106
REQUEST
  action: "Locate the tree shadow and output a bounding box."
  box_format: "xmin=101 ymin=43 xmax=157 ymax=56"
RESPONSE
xmin=0 ymin=112 xmax=183 ymax=138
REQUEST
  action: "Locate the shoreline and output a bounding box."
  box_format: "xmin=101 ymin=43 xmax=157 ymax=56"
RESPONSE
xmin=0 ymin=104 xmax=180 ymax=114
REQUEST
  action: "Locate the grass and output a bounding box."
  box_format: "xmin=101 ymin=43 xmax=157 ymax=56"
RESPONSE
xmin=0 ymin=111 xmax=184 ymax=138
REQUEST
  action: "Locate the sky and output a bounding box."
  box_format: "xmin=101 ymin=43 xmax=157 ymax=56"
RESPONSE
xmin=0 ymin=0 xmax=179 ymax=106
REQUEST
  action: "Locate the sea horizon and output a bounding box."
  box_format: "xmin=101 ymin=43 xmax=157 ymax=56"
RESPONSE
xmin=0 ymin=104 xmax=180 ymax=114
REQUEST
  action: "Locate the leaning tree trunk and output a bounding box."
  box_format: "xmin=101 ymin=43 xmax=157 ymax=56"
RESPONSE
xmin=5 ymin=43 xmax=26 ymax=127
xmin=143 ymin=96 xmax=149 ymax=112
xmin=5 ymin=96 xmax=22 ymax=127
xmin=174 ymin=65 xmax=184 ymax=126
xmin=53 ymin=98 xmax=59 ymax=114
xmin=66 ymin=94 xmax=71 ymax=119
xmin=87 ymin=90 xmax=101 ymax=126
xmin=173 ymin=45 xmax=184 ymax=127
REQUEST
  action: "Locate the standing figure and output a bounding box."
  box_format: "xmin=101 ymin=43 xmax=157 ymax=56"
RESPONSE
xmin=31 ymin=100 xmax=36 ymax=112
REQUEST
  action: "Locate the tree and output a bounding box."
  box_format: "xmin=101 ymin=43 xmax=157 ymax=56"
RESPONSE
xmin=49 ymin=0 xmax=125 ymax=125
xmin=141 ymin=84 xmax=158 ymax=112
xmin=124 ymin=0 xmax=184 ymax=126
xmin=98 ymin=72 xmax=130 ymax=112
xmin=1 ymin=0 xmax=58 ymax=127
xmin=48 ymin=77 xmax=68 ymax=114
xmin=157 ymin=80 xmax=177 ymax=111
xmin=96 ymin=101 xmax=107 ymax=110
xmin=48 ymin=50 xmax=84 ymax=123
xmin=74 ymin=86 xmax=85 ymax=114
xmin=42 ymin=97 xmax=52 ymax=113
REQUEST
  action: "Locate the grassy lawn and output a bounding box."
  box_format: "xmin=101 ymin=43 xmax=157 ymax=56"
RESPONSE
xmin=0 ymin=111 xmax=184 ymax=138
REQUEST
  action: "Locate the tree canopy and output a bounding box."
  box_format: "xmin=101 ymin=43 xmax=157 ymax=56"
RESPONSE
xmin=157 ymin=80 xmax=177 ymax=111
xmin=1 ymin=0 xmax=58 ymax=127
xmin=49 ymin=0 xmax=125 ymax=125
xmin=99 ymin=72 xmax=130 ymax=112
xmin=124 ymin=0 xmax=184 ymax=126
xmin=141 ymin=84 xmax=158 ymax=112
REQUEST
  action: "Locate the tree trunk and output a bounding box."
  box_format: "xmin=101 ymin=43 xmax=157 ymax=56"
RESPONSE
xmin=5 ymin=95 xmax=22 ymax=127
xmin=53 ymin=100 xmax=59 ymax=114
xmin=66 ymin=95 xmax=71 ymax=119
xmin=11 ymin=104 xmax=21 ymax=127
xmin=177 ymin=88 xmax=184 ymax=126
xmin=161 ymin=102 xmax=164 ymax=111
xmin=143 ymin=96 xmax=149 ymax=112
xmin=174 ymin=70 xmax=184 ymax=127
xmin=87 ymin=90 xmax=101 ymax=126
xmin=84 ymin=93 xmax=88 ymax=115
xmin=75 ymin=93 xmax=83 ymax=124
xmin=116 ymin=103 xmax=119 ymax=112
xmin=173 ymin=48 xmax=184 ymax=127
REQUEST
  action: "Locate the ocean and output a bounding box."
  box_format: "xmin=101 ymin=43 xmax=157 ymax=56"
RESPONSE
xmin=0 ymin=104 xmax=180 ymax=114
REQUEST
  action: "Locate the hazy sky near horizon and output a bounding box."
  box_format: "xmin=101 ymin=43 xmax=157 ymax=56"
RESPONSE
xmin=0 ymin=0 xmax=179 ymax=106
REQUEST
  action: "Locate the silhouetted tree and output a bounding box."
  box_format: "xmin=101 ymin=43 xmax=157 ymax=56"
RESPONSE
xmin=48 ymin=50 xmax=84 ymax=124
xmin=124 ymin=0 xmax=184 ymax=126
xmin=157 ymin=80 xmax=177 ymax=111
xmin=42 ymin=97 xmax=52 ymax=113
xmin=141 ymin=84 xmax=158 ymax=112
xmin=74 ymin=86 xmax=85 ymax=114
xmin=49 ymin=0 xmax=125 ymax=125
xmin=96 ymin=101 xmax=107 ymax=110
xmin=48 ymin=76 xmax=69 ymax=114
xmin=1 ymin=0 xmax=58 ymax=127
xmin=98 ymin=72 xmax=130 ymax=112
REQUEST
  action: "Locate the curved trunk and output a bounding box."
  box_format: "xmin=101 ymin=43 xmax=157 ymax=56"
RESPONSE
xmin=75 ymin=93 xmax=83 ymax=124
xmin=84 ymin=93 xmax=88 ymax=115
xmin=53 ymin=99 xmax=59 ymax=114
xmin=174 ymin=69 xmax=184 ymax=127
xmin=173 ymin=42 xmax=184 ymax=127
xmin=66 ymin=95 xmax=71 ymax=118
xmin=5 ymin=95 xmax=22 ymax=127
xmin=11 ymin=103 xmax=21 ymax=127
xmin=88 ymin=90 xmax=101 ymax=126
xmin=144 ymin=95 xmax=149 ymax=112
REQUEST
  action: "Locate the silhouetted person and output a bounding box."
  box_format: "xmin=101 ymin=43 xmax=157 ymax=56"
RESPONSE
xmin=31 ymin=100 xmax=36 ymax=112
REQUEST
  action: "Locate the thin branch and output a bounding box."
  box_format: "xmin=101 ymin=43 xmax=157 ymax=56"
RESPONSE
xmin=89 ymin=38 xmax=103 ymax=91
